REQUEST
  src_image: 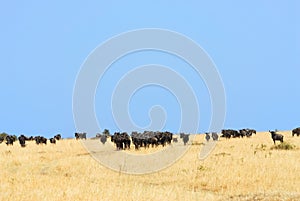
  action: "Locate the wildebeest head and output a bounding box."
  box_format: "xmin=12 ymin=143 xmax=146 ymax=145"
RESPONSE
xmin=269 ymin=130 xmax=276 ymax=135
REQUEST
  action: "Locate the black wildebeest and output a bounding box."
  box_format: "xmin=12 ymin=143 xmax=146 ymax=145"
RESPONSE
xmin=239 ymin=129 xmax=250 ymax=138
xmin=130 ymin=131 xmax=174 ymax=149
xmin=35 ymin=136 xmax=47 ymax=145
xmin=205 ymin=133 xmax=210 ymax=142
xmin=18 ymin=135 xmax=27 ymax=147
xmin=292 ymin=127 xmax=300 ymax=137
xmin=269 ymin=130 xmax=284 ymax=144
xmin=0 ymin=136 xmax=4 ymax=144
xmin=131 ymin=132 xmax=141 ymax=150
xmin=148 ymin=136 xmax=158 ymax=148
xmin=75 ymin=132 xmax=87 ymax=140
xmin=211 ymin=132 xmax=219 ymax=141
xmin=6 ymin=135 xmax=15 ymax=146
xmin=111 ymin=132 xmax=131 ymax=150
xmin=131 ymin=131 xmax=153 ymax=149
xmin=50 ymin=138 xmax=56 ymax=144
xmin=221 ymin=129 xmax=241 ymax=138
xmin=221 ymin=129 xmax=232 ymax=139
xmin=131 ymin=132 xmax=145 ymax=150
xmin=162 ymin=131 xmax=173 ymax=146
xmin=248 ymin=129 xmax=256 ymax=135
xmin=119 ymin=132 xmax=131 ymax=150
xmin=100 ymin=134 xmax=107 ymax=145
xmin=54 ymin=134 xmax=62 ymax=140
xmin=240 ymin=128 xmax=256 ymax=137
xmin=180 ymin=133 xmax=190 ymax=145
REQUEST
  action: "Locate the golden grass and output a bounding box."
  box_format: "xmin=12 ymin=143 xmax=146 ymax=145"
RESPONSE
xmin=0 ymin=131 xmax=300 ymax=201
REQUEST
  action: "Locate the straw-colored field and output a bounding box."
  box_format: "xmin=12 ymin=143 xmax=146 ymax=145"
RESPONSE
xmin=0 ymin=131 xmax=299 ymax=201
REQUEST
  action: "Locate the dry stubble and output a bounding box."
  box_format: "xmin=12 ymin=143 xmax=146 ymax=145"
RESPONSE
xmin=0 ymin=131 xmax=299 ymax=201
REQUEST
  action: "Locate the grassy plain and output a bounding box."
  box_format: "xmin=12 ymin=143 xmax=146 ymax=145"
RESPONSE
xmin=0 ymin=131 xmax=299 ymax=201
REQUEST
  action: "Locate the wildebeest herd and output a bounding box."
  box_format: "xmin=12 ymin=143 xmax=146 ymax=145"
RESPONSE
xmin=220 ymin=129 xmax=257 ymax=139
xmin=97 ymin=131 xmax=175 ymax=150
xmin=220 ymin=128 xmax=290 ymax=145
xmin=131 ymin=131 xmax=173 ymax=150
xmin=75 ymin=132 xmax=86 ymax=140
xmin=1 ymin=127 xmax=300 ymax=149
xmin=0 ymin=134 xmax=62 ymax=147
xmin=81 ymin=127 xmax=300 ymax=150
xmin=205 ymin=132 xmax=219 ymax=142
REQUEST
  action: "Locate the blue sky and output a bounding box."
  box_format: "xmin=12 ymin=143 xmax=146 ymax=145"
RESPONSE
xmin=0 ymin=1 xmax=299 ymax=138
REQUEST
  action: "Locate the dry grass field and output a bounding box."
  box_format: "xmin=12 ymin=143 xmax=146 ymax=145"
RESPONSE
xmin=0 ymin=131 xmax=299 ymax=201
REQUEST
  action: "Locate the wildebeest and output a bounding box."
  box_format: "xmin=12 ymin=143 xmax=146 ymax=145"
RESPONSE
xmin=54 ymin=134 xmax=62 ymax=140
xmin=50 ymin=138 xmax=56 ymax=144
xmin=240 ymin=129 xmax=247 ymax=137
xmin=147 ymin=135 xmax=158 ymax=148
xmin=172 ymin=137 xmax=178 ymax=143
xmin=269 ymin=130 xmax=284 ymax=144
xmin=239 ymin=129 xmax=247 ymax=138
xmin=131 ymin=131 xmax=148 ymax=150
xmin=292 ymin=127 xmax=300 ymax=137
xmin=180 ymin=133 xmax=190 ymax=145
xmin=28 ymin=136 xmax=35 ymax=141
xmin=221 ymin=129 xmax=233 ymax=139
xmin=222 ymin=129 xmax=245 ymax=138
xmin=211 ymin=132 xmax=219 ymax=141
xmin=100 ymin=134 xmax=107 ymax=145
xmin=131 ymin=132 xmax=142 ymax=150
xmin=205 ymin=133 xmax=210 ymax=142
xmin=248 ymin=129 xmax=256 ymax=135
xmin=5 ymin=135 xmax=15 ymax=146
xmin=75 ymin=132 xmax=87 ymax=140
xmin=205 ymin=132 xmax=219 ymax=141
xmin=149 ymin=131 xmax=172 ymax=147
xmin=130 ymin=131 xmax=173 ymax=150
xmin=35 ymin=136 xmax=47 ymax=145
xmin=0 ymin=136 xmax=4 ymax=144
xmin=239 ymin=128 xmax=256 ymax=138
xmin=18 ymin=135 xmax=27 ymax=147
xmin=111 ymin=132 xmax=131 ymax=150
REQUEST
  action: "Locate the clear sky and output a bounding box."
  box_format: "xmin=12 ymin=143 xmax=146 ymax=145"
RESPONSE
xmin=1 ymin=1 xmax=299 ymax=138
